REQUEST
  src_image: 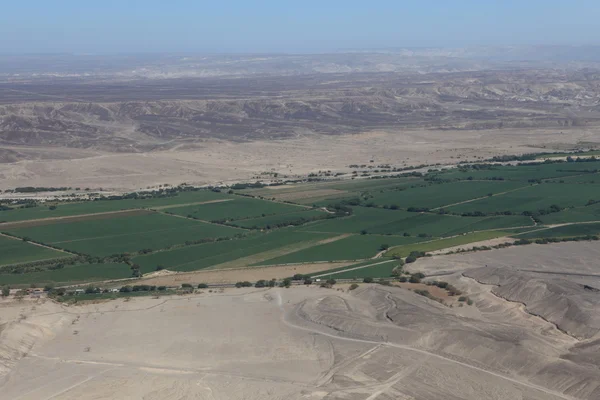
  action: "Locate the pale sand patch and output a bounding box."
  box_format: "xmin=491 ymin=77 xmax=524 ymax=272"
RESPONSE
xmin=2 ymin=126 xmax=598 ymax=192
xmin=427 ymin=236 xmax=517 ymax=255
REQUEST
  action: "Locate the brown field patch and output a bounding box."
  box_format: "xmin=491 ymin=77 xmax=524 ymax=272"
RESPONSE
xmin=268 ymin=189 xmax=348 ymax=202
xmin=136 ymin=262 xmax=353 ymax=285
xmin=0 ymin=209 xmax=154 ymax=229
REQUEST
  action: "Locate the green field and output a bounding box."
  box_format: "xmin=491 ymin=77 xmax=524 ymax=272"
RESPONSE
xmin=515 ymin=223 xmax=600 ymax=239
xmin=368 ymin=181 xmax=528 ymax=209
xmin=4 ymin=158 xmax=600 ymax=285
xmin=258 ymin=235 xmax=425 ymax=265
xmin=311 ymin=260 xmax=399 ymax=280
xmin=7 ymin=213 xmax=243 ymax=257
xmin=537 ymin=203 xmax=600 ymax=224
xmin=132 ymin=230 xmax=335 ymax=273
xmin=231 ymin=209 xmax=328 ymax=229
xmin=0 ymin=190 xmax=228 ymax=223
xmin=298 ymin=207 xmax=414 ymax=234
xmin=167 ymin=197 xmax=306 ymax=222
xmin=388 ymin=231 xmax=510 ymax=257
xmin=448 ymin=183 xmax=600 ymax=214
xmin=437 ymin=161 xmax=600 ymax=182
xmin=300 ymin=207 xmax=533 ymax=237
xmin=0 ymin=262 xmax=131 ymax=286
xmin=0 ymin=235 xmax=67 ymax=266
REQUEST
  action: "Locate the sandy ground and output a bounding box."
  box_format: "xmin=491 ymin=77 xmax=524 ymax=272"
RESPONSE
xmin=1 ymin=276 xmax=598 ymax=400
xmin=1 ymin=126 xmax=598 ymax=191
xmin=427 ymin=236 xmax=517 ymax=255
xmin=412 ymin=240 xmax=600 ymax=283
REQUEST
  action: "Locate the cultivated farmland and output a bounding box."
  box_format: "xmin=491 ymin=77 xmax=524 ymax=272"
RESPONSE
xmin=2 ymin=158 xmax=600 ymax=285
xmin=0 ymin=235 xmax=67 ymax=266
xmin=167 ymin=196 xmax=306 ymax=221
xmin=258 ymin=234 xmax=425 ymax=265
xmin=0 ymin=189 xmax=228 ymax=223
xmin=0 ymin=262 xmax=130 ymax=286
xmin=132 ymin=230 xmax=335 ymax=273
xmin=6 ymin=212 xmax=243 ymax=257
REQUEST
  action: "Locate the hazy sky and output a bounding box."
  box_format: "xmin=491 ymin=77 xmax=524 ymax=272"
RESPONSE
xmin=2 ymin=0 xmax=599 ymax=53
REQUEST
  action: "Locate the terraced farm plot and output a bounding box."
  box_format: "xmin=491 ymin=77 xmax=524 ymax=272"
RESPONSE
xmin=447 ymin=183 xmax=600 ymax=214
xmin=6 ymin=213 xmax=243 ymax=257
xmin=231 ymin=209 xmax=328 ymax=229
xmin=132 ymin=230 xmax=335 ymax=273
xmin=167 ymin=197 xmax=306 ymax=222
xmin=516 ymin=223 xmax=600 ymax=239
xmin=368 ymin=181 xmax=528 ymax=209
xmin=0 ymin=262 xmax=131 ymax=286
xmin=0 ymin=190 xmax=228 ymax=223
xmin=258 ymin=235 xmax=425 ymax=265
xmin=0 ymin=235 xmax=67 ymax=266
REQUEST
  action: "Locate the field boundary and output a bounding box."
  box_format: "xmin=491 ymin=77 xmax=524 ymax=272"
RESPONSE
xmin=312 ymin=259 xmax=395 ymax=278
xmin=430 ymin=183 xmax=533 ymax=211
xmin=208 ymin=233 xmax=352 ymax=270
xmin=152 ymin=198 xmax=234 ymax=210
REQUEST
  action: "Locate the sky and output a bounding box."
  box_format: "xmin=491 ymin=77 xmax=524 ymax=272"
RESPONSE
xmin=1 ymin=0 xmax=599 ymax=53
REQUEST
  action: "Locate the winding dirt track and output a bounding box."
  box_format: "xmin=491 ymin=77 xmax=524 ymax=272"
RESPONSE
xmin=276 ymin=290 xmax=576 ymax=400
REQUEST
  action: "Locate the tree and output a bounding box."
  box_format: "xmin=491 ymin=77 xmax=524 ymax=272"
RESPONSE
xmin=255 ymin=280 xmax=267 ymax=288
xmin=409 ymin=273 xmax=424 ymax=283
xmin=85 ymin=286 xmax=97 ymax=294
xmin=197 ymin=283 xmax=208 ymax=289
xmin=292 ymin=274 xmax=305 ymax=281
xmin=49 ymin=205 xmax=57 ymax=210
xmin=360 ymin=229 xmax=368 ymax=235
xmin=349 ymin=283 xmax=359 ymax=290
xmin=326 ymin=278 xmax=336 ymax=285
xmin=181 ymin=283 xmax=193 ymax=288
xmin=405 ymin=255 xmax=417 ymax=263
xmin=363 ymin=277 xmax=374 ymax=283
xmin=379 ymin=244 xmax=390 ymax=251
xmin=281 ymin=278 xmax=292 ymax=288
xmin=304 ymin=278 xmax=313 ymax=285
xmin=1 ymin=286 xmax=9 ymax=297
